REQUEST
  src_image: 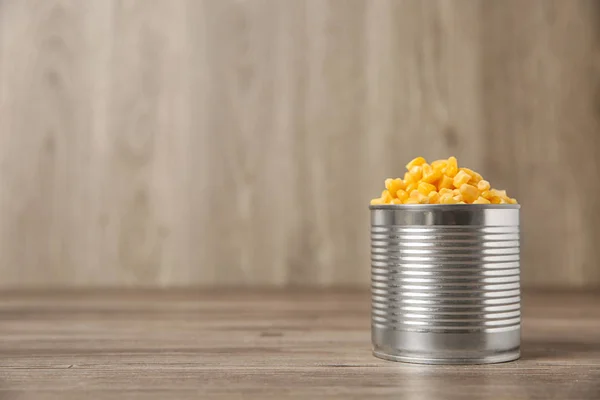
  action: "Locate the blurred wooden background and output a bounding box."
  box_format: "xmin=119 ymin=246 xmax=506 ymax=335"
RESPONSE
xmin=0 ymin=0 xmax=599 ymax=288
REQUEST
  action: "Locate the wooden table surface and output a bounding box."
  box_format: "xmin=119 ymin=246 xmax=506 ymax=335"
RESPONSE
xmin=0 ymin=290 xmax=599 ymax=399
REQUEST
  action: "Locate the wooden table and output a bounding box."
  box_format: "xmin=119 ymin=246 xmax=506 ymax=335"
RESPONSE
xmin=0 ymin=290 xmax=598 ymax=399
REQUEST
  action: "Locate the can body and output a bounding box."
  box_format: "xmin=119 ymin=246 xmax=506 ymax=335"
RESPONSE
xmin=370 ymin=204 xmax=520 ymax=364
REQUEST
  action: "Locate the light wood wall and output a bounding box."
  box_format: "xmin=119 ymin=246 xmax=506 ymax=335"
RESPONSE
xmin=0 ymin=0 xmax=599 ymax=288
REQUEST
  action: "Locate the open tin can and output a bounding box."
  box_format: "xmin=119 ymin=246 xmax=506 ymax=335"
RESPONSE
xmin=370 ymin=204 xmax=520 ymax=364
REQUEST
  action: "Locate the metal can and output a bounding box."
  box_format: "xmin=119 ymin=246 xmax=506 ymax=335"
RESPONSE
xmin=370 ymin=204 xmax=520 ymax=364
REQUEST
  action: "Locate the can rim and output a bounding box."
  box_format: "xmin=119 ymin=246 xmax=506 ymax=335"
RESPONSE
xmin=369 ymin=204 xmax=520 ymax=210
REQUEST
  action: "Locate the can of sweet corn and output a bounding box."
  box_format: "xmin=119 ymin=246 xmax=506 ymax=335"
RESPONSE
xmin=370 ymin=204 xmax=520 ymax=364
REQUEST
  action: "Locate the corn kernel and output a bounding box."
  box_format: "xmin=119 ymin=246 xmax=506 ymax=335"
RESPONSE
xmin=428 ymin=191 xmax=440 ymax=204
xmin=445 ymin=156 xmax=458 ymax=177
xmin=439 ymin=193 xmax=451 ymax=202
xmin=406 ymin=156 xmax=427 ymax=170
xmin=489 ymin=189 xmax=507 ymax=199
xmin=460 ymin=168 xmax=483 ymax=183
xmin=421 ymin=163 xmax=441 ymax=184
xmin=423 ymin=169 xmax=442 ymax=185
xmin=382 ymin=190 xmax=393 ymax=204
xmin=409 ymin=165 xmax=423 ymax=181
xmin=473 ymin=196 xmax=491 ymax=204
xmin=396 ymin=189 xmax=409 ymax=202
xmin=418 ymin=182 xmax=437 ymax=196
xmin=409 ymin=189 xmax=429 ymax=204
xmin=477 ymin=180 xmax=491 ymax=192
xmin=440 ymin=194 xmax=458 ymax=204
xmin=387 ymin=178 xmax=405 ymax=194
xmin=459 ymin=183 xmax=479 ymax=203
xmin=406 ymin=182 xmax=418 ymax=193
xmin=373 ymin=156 xmax=517 ymax=207
xmin=453 ymin=170 xmax=471 ymax=188
xmin=385 ymin=178 xmax=394 ymax=190
xmin=422 ymin=163 xmax=432 ymax=176
xmin=438 ymin=175 xmax=454 ymax=190
xmin=417 ymin=193 xmax=429 ymax=204
xmin=431 ymin=159 xmax=448 ymax=170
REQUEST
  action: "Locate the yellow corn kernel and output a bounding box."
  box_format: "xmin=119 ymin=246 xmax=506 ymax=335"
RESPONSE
xmin=477 ymin=180 xmax=490 ymax=192
xmin=440 ymin=194 xmax=458 ymax=204
xmin=445 ymin=156 xmax=458 ymax=177
xmin=406 ymin=182 xmax=418 ymax=193
xmin=406 ymin=156 xmax=427 ymax=170
xmin=459 ymin=183 xmax=479 ymax=203
xmin=396 ymin=189 xmax=409 ymax=202
xmin=460 ymin=168 xmax=483 ymax=183
xmin=382 ymin=190 xmax=393 ymax=204
xmin=387 ymin=178 xmax=405 ymax=194
xmin=428 ymin=191 xmax=440 ymax=204
xmin=418 ymin=182 xmax=437 ymax=196
xmin=422 ymin=163 xmax=432 ymax=176
xmin=489 ymin=189 xmax=507 ymax=199
xmin=417 ymin=193 xmax=430 ymax=204
xmin=431 ymin=159 xmax=448 ymax=170
xmin=438 ymin=175 xmax=454 ymax=190
xmin=385 ymin=178 xmax=393 ymax=190
xmin=423 ymin=169 xmax=442 ymax=185
xmin=409 ymin=189 xmax=428 ymax=203
xmin=372 ymin=157 xmax=517 ymax=207
xmin=409 ymin=165 xmax=423 ymax=181
xmin=439 ymin=193 xmax=451 ymax=202
xmin=453 ymin=170 xmax=471 ymax=188
xmin=473 ymin=196 xmax=491 ymax=204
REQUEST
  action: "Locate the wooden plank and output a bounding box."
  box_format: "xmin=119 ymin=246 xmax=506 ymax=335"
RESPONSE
xmin=0 ymin=290 xmax=598 ymax=399
xmin=482 ymin=0 xmax=600 ymax=287
xmin=0 ymin=0 xmax=115 ymax=285
xmin=96 ymin=0 xmax=193 ymax=286
xmin=0 ymin=0 xmax=598 ymax=288
xmin=187 ymin=0 xmax=307 ymax=286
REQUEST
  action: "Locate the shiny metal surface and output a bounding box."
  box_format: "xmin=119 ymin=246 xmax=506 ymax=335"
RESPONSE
xmin=370 ymin=204 xmax=520 ymax=364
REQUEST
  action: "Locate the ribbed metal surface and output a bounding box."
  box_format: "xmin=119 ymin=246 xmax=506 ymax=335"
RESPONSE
xmin=370 ymin=204 xmax=520 ymax=364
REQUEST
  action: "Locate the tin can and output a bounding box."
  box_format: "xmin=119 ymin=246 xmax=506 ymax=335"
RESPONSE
xmin=370 ymin=204 xmax=520 ymax=364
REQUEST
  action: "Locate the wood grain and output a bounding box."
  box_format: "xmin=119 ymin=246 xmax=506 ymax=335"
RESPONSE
xmin=0 ymin=290 xmax=598 ymax=399
xmin=482 ymin=0 xmax=600 ymax=288
xmin=0 ymin=0 xmax=599 ymax=288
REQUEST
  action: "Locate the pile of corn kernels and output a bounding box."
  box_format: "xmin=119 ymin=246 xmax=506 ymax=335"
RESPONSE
xmin=370 ymin=157 xmax=517 ymax=205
